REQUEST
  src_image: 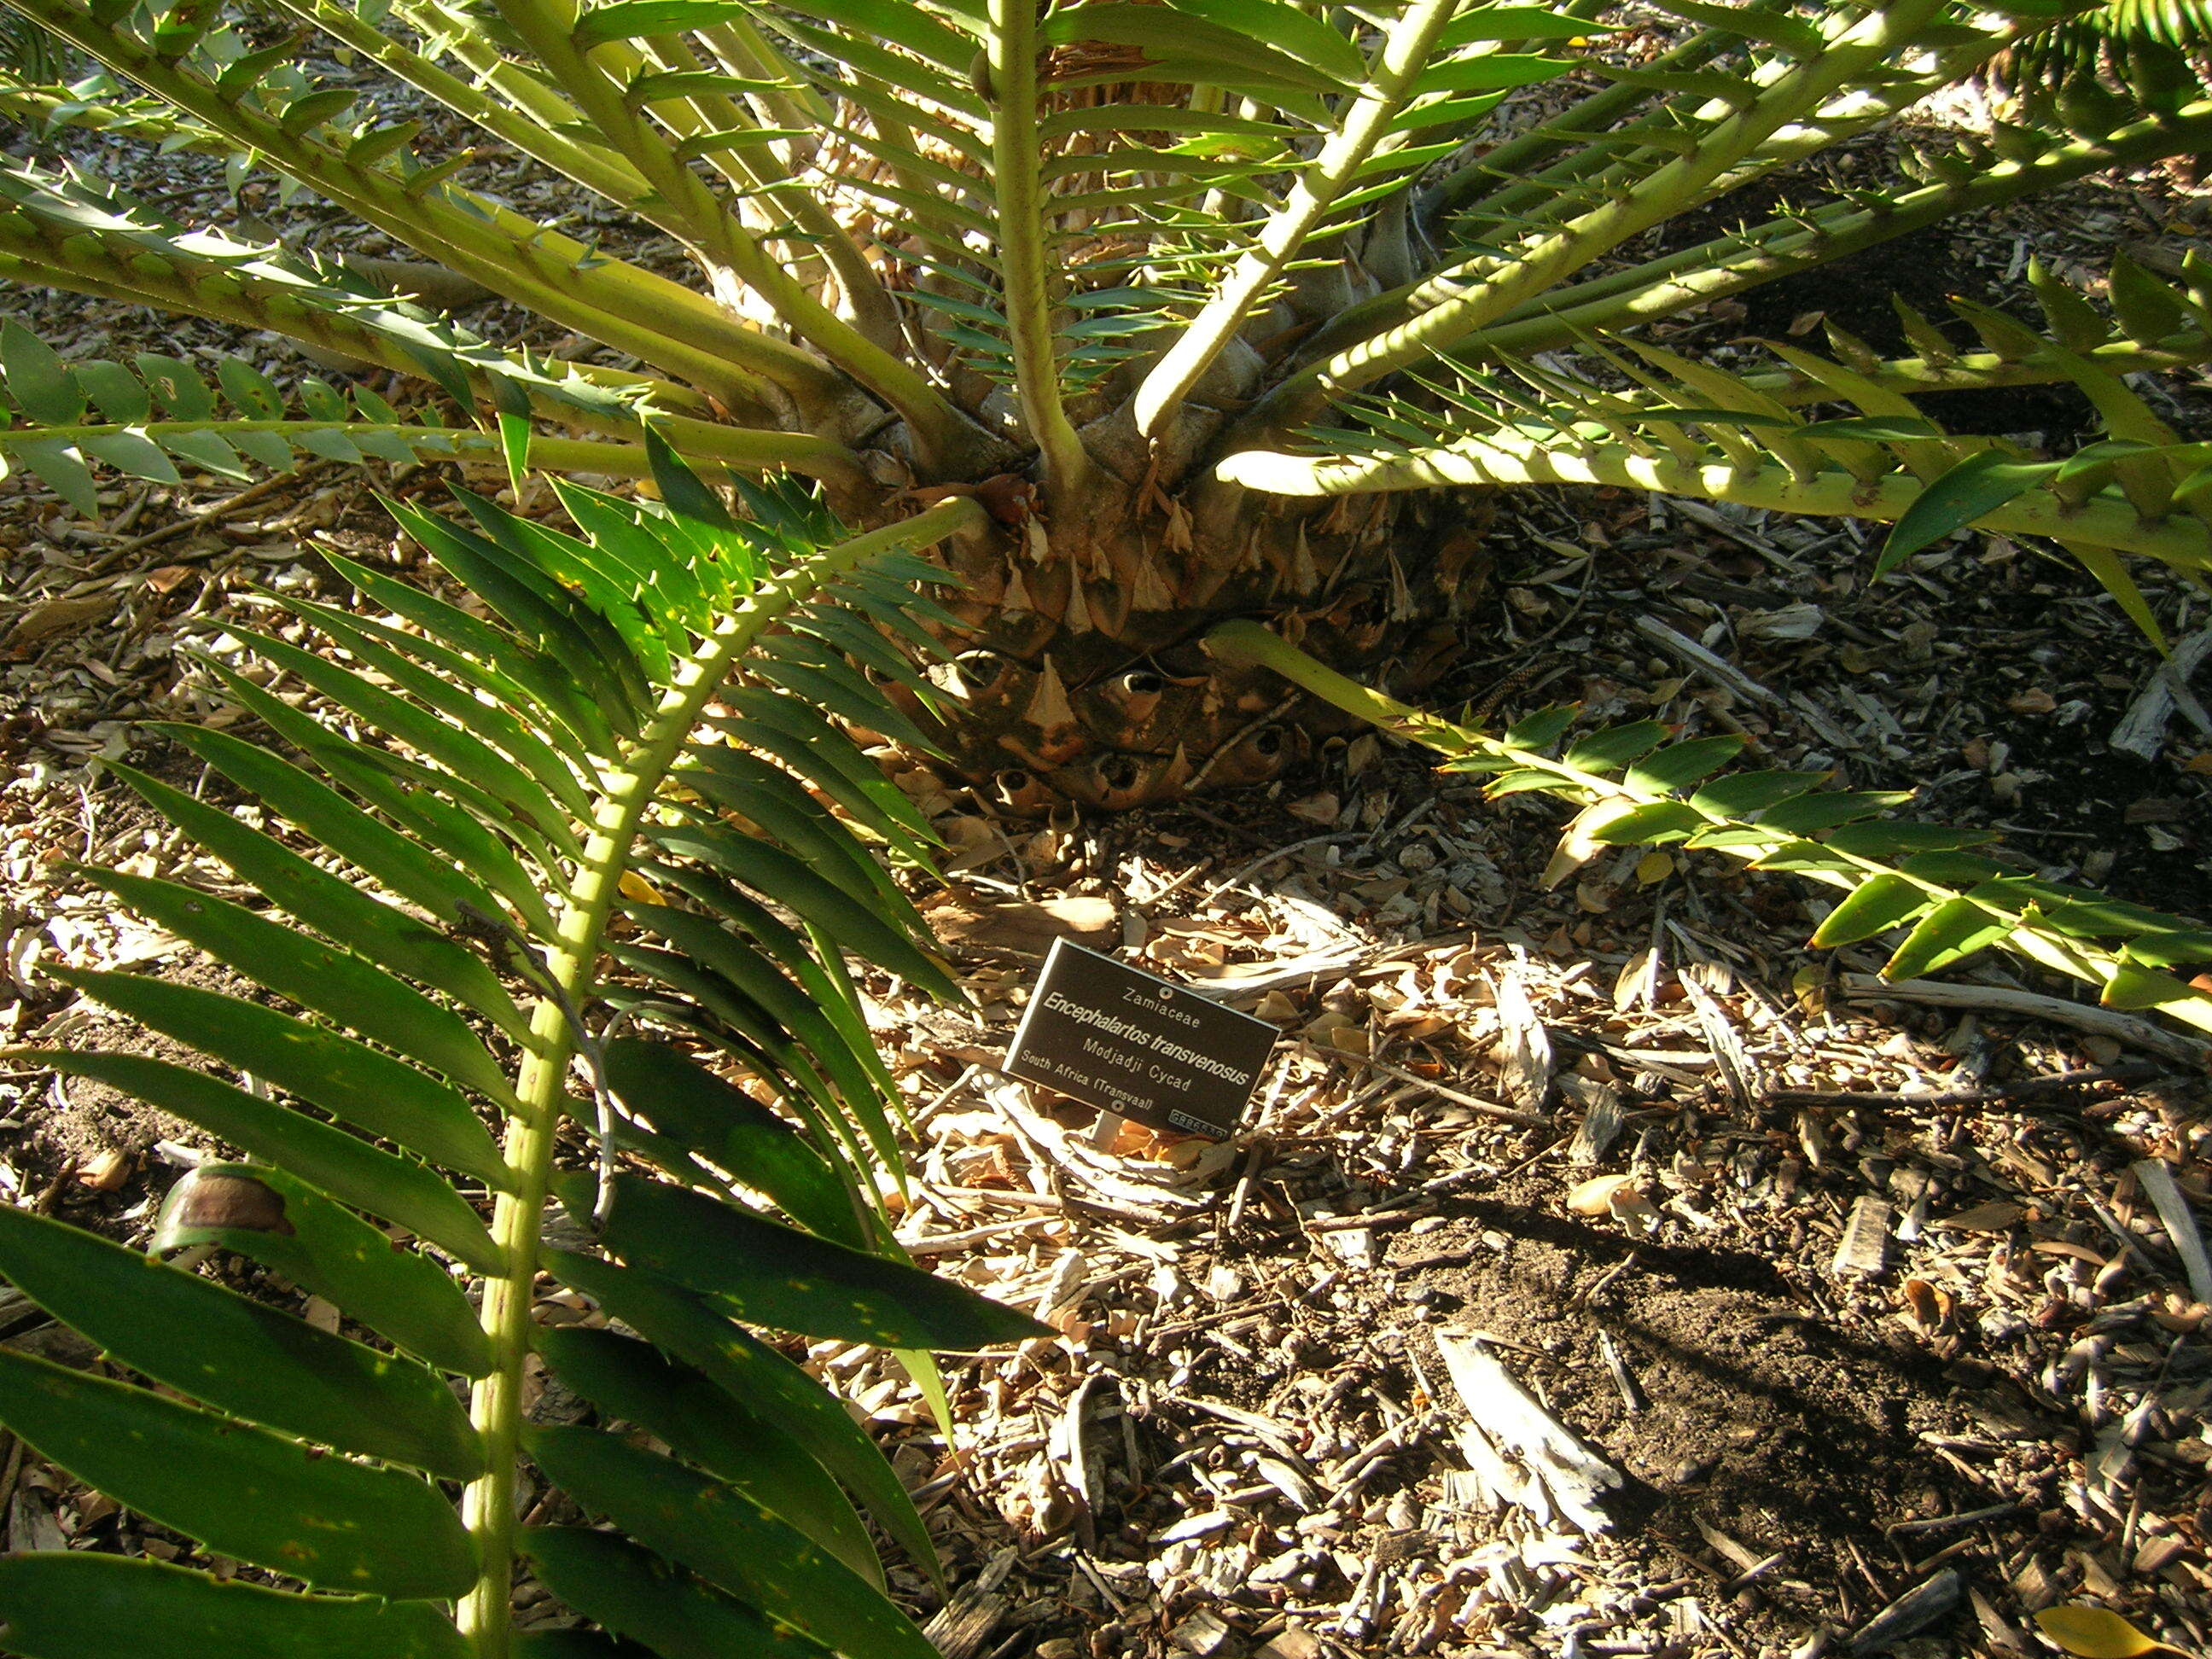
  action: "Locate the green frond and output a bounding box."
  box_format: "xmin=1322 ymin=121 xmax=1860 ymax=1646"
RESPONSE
xmin=1208 ymin=620 xmax=2212 ymax=1040
xmin=1223 ymin=258 xmax=2212 ymax=608
xmin=0 ymin=163 xmax=672 ymax=427
xmin=0 ymin=313 xmax=866 ymax=514
xmin=0 ymin=473 xmax=1039 ymax=1657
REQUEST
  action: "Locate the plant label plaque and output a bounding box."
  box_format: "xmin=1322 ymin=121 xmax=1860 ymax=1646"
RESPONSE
xmin=1004 ymin=939 xmax=1277 ymax=1140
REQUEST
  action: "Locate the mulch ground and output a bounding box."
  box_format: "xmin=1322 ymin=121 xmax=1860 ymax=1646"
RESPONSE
xmin=1 ymin=23 xmax=2210 ymax=1659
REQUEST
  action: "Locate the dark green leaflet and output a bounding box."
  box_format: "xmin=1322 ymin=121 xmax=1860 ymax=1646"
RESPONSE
xmin=529 ymin=1425 xmax=940 ymax=1659
xmin=0 ymin=1349 xmax=477 ymax=1598
xmin=591 ymin=1173 xmax=1051 ymax=1348
xmin=22 ymin=1051 xmax=500 ymax=1271
xmin=537 ymin=1325 xmax=882 ymax=1586
xmin=153 ymin=1163 xmax=492 ymax=1377
xmin=52 ymin=969 xmax=509 ymax=1189
xmin=0 ymin=1554 xmax=469 ymax=1659
xmin=0 ymin=1204 xmax=483 ymax=1480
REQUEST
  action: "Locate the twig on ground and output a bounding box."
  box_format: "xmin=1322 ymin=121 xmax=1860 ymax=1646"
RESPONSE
xmin=2132 ymin=1157 xmax=2212 ymax=1306
xmin=1883 ymin=1503 xmax=2026 ymax=1538
xmin=1765 ymin=1063 xmax=2170 ymax=1110
xmin=1632 ymin=615 xmax=1784 ymax=709
xmin=2110 ymin=624 xmax=2212 ymax=760
xmin=83 ymin=466 xmax=333 ymax=575
xmin=1201 ymin=834 xmax=1359 ymax=903
xmin=1308 ymin=1045 xmax=1551 ymax=1128
xmin=1837 ymin=974 xmax=2212 ymax=1068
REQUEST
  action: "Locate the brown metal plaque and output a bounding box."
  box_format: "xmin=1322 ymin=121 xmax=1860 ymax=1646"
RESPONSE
xmin=1003 ymin=939 xmax=1277 ymax=1140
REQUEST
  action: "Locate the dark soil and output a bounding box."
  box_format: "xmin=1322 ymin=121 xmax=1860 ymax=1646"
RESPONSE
xmin=1397 ymin=1179 xmax=2057 ymax=1638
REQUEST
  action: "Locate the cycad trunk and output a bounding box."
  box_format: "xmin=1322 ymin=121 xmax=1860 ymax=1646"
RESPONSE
xmin=908 ymin=474 xmax=1493 ymax=808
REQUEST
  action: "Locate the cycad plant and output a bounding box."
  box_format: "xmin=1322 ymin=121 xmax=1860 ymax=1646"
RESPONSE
xmin=2 ymin=0 xmax=2212 ymax=801
xmin=0 ymin=469 xmax=1046 ymax=1658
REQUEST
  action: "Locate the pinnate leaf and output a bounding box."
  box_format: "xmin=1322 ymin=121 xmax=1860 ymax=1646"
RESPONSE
xmin=2 ymin=320 xmax=84 ymax=426
xmin=1582 ymin=800 xmax=1704 ymax=846
xmin=537 ymin=1326 xmax=882 ymax=1586
xmin=1689 ymin=771 xmax=1825 ymax=816
xmin=24 ymin=1050 xmax=499 ymax=1271
xmin=0 ymin=1348 xmax=475 ymax=1599
xmin=1503 ymin=706 xmax=1577 ymax=748
xmin=53 ymin=967 xmax=507 ymax=1186
xmin=603 ymin=1037 xmax=853 ymax=1244
xmin=1563 ymin=720 xmax=1670 ymax=774
xmin=0 ymin=1203 xmax=482 ymax=1480
xmin=1825 ymin=822 xmax=1991 ymax=858
xmin=545 ymin=1252 xmax=943 ymax=1579
xmin=528 ymin=1426 xmax=940 ymax=1659
xmin=2099 ymin=963 xmax=2210 ymax=1011
xmin=153 ymin=1163 xmax=491 ymax=1377
xmin=1540 ymin=798 xmax=1643 ymax=888
xmin=1625 ymin=735 xmax=1744 ymax=795
xmin=523 ymin=1529 xmax=824 ymax=1659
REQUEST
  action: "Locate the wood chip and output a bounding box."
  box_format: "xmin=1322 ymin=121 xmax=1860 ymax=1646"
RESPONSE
xmin=2110 ymin=624 xmax=2212 ymax=760
xmin=1848 ymin=1568 xmax=1961 ymax=1654
xmin=1435 ymin=1331 xmax=1621 ymax=1533
xmin=1833 ymin=1195 xmax=1893 ymax=1278
xmin=1564 ymin=1080 xmax=1624 ymax=1164
xmin=922 ymin=1546 xmax=1015 ymax=1659
xmin=1492 ymin=960 xmax=1553 ymax=1109
xmin=1171 ymin=1609 xmax=1240 ymax=1655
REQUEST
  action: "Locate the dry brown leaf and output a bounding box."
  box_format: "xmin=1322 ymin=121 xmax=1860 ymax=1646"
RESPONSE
xmin=1540 ymin=799 xmax=1641 ymax=890
xmin=1489 ymin=963 xmax=1551 ymax=1108
xmin=1790 ymin=963 xmax=1827 ymax=1015
xmin=7 ymin=591 xmax=111 ymax=648
xmin=1567 ymin=1174 xmax=1639 ymax=1215
xmin=1610 ymin=1185 xmax=1662 ymax=1239
xmin=1109 ymin=1119 xmax=1164 ymax=1157
xmin=1899 ymin=1276 xmax=1950 ymax=1334
xmin=927 ymin=894 xmax=1117 ymax=952
xmin=75 ymin=1148 xmax=131 ymax=1191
